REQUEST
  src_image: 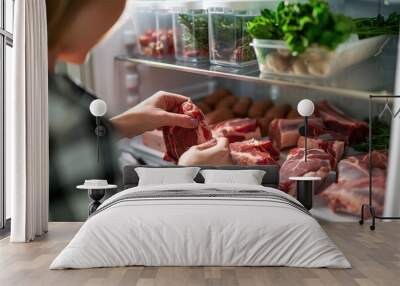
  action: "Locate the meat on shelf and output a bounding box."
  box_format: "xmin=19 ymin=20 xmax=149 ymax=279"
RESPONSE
xmin=320 ymin=152 xmax=388 ymax=217
xmin=230 ymin=139 xmax=280 ymax=165
xmin=139 ymin=90 xmax=389 ymax=217
xmin=279 ymin=148 xmax=336 ymax=196
xmin=212 ymin=118 xmax=261 ymax=143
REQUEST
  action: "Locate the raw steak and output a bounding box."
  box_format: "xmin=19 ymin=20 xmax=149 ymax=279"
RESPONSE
xmin=297 ymin=136 xmax=345 ymax=164
xmin=269 ymin=118 xmax=324 ymax=150
xmin=321 ymin=177 xmax=386 ymax=217
xmin=212 ymin=118 xmax=261 ymax=143
xmin=360 ymin=150 xmax=388 ymax=170
xmin=279 ymin=148 xmax=335 ymax=195
xmin=319 ymin=154 xmax=387 ymax=217
xmin=143 ymin=130 xmax=166 ymax=153
xmin=229 ymin=139 xmax=280 ymax=165
xmin=316 ymin=101 xmax=368 ymax=144
xmin=163 ymin=100 xmax=212 ymax=162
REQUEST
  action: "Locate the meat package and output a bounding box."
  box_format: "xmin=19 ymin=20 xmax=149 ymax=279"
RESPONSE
xmin=163 ymin=100 xmax=212 ymax=162
xmin=279 ymin=148 xmax=336 ymax=196
xmin=212 ymin=118 xmax=261 ymax=143
xmin=320 ymin=152 xmax=388 ymax=217
xmin=230 ymin=139 xmax=280 ymax=165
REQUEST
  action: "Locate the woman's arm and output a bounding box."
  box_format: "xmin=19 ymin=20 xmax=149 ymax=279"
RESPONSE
xmin=111 ymin=91 xmax=198 ymax=138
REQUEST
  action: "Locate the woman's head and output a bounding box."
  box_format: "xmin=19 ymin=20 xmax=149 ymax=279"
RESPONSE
xmin=46 ymin=0 xmax=126 ymax=66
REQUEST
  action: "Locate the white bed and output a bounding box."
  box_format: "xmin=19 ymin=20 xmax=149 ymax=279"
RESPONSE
xmin=50 ymin=181 xmax=350 ymax=269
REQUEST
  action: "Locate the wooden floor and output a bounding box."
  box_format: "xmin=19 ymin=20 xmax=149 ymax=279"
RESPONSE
xmin=0 ymin=222 xmax=399 ymax=286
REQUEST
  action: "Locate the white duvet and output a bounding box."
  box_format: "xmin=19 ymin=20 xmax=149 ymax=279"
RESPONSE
xmin=50 ymin=183 xmax=350 ymax=269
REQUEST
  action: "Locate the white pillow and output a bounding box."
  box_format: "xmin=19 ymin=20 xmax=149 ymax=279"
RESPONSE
xmin=135 ymin=167 xmax=200 ymax=186
xmin=200 ymin=169 xmax=266 ymax=185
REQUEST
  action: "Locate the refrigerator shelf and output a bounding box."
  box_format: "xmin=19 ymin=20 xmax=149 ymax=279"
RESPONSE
xmin=115 ymin=48 xmax=396 ymax=101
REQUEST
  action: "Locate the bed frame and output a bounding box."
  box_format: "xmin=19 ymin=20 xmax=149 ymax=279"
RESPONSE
xmin=122 ymin=165 xmax=280 ymax=189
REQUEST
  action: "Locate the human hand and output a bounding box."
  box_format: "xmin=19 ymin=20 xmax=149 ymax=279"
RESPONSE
xmin=178 ymin=137 xmax=233 ymax=166
xmin=111 ymin=91 xmax=199 ymax=138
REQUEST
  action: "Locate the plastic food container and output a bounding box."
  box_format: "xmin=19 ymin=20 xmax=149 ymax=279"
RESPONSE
xmin=251 ymin=35 xmax=390 ymax=78
xmin=206 ymin=0 xmax=276 ymax=67
xmin=133 ymin=1 xmax=174 ymax=58
xmin=172 ymin=1 xmax=209 ymax=63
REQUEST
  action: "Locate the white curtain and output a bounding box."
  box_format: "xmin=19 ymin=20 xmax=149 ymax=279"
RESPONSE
xmin=7 ymin=0 xmax=49 ymax=242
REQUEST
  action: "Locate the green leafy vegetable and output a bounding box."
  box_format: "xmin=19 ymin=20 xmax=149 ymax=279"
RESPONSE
xmin=247 ymin=0 xmax=354 ymax=55
xmin=178 ymin=13 xmax=209 ymax=57
xmin=353 ymin=12 xmax=400 ymax=39
xmin=353 ymin=118 xmax=390 ymax=152
xmin=210 ymin=14 xmax=256 ymax=63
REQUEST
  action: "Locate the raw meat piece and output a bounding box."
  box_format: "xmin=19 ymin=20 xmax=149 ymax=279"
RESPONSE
xmin=142 ymin=130 xmax=166 ymax=153
xmin=316 ymin=101 xmax=368 ymax=144
xmin=319 ymin=154 xmax=387 ymax=217
xmin=163 ymin=100 xmax=212 ymax=162
xmin=336 ymin=157 xmax=370 ymax=183
xmin=321 ymin=177 xmax=386 ymax=217
xmin=360 ymin=150 xmax=388 ymax=170
xmin=269 ymin=118 xmax=324 ymax=150
xmin=297 ymin=136 xmax=345 ymax=164
xmin=279 ymin=148 xmax=335 ymax=195
xmin=212 ymin=118 xmax=261 ymax=143
xmin=230 ymin=139 xmax=280 ymax=165
xmin=337 ymin=154 xmax=387 ymax=183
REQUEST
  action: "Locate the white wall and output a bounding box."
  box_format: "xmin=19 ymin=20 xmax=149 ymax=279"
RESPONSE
xmin=384 ymin=37 xmax=400 ymax=217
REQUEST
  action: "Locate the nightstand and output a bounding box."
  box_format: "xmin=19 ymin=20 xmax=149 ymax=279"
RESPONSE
xmin=289 ymin=177 xmax=321 ymax=210
xmin=77 ymin=184 xmax=117 ymax=215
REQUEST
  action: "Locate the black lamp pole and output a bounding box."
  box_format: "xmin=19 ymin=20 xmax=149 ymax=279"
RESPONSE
xmin=304 ymin=116 xmax=308 ymax=162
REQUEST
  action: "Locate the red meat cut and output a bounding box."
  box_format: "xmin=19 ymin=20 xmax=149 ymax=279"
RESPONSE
xmin=319 ymin=154 xmax=387 ymax=217
xmin=212 ymin=118 xmax=261 ymax=143
xmin=229 ymin=139 xmax=280 ymax=165
xmin=163 ymin=100 xmax=212 ymax=162
xmin=269 ymin=118 xmax=325 ymax=150
xmin=316 ymin=101 xmax=368 ymax=144
xmin=297 ymin=136 xmax=345 ymax=164
xmin=279 ymin=148 xmax=335 ymax=196
xmin=321 ymin=177 xmax=386 ymax=217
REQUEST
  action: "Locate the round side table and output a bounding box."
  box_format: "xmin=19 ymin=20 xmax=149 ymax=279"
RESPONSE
xmin=289 ymin=177 xmax=321 ymax=210
xmin=77 ymin=184 xmax=117 ymax=216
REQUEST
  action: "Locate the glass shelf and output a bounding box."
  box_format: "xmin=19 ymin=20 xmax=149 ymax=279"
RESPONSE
xmin=115 ymin=39 xmax=397 ymax=100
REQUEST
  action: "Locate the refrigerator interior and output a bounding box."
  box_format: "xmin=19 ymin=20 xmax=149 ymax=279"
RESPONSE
xmin=72 ymin=0 xmax=400 ymax=222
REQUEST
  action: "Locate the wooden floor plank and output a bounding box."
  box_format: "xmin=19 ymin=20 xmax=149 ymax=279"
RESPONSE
xmin=0 ymin=222 xmax=399 ymax=286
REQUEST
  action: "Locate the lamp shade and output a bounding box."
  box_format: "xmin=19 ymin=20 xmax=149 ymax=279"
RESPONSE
xmin=90 ymin=99 xmax=107 ymax=117
xmin=297 ymin=99 xmax=314 ymax=117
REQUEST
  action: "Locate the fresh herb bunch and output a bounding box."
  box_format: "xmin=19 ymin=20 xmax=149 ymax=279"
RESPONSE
xmin=178 ymin=13 xmax=209 ymax=56
xmin=247 ymin=0 xmax=354 ymax=55
xmin=353 ymin=118 xmax=390 ymax=152
xmin=211 ymin=14 xmax=256 ymax=62
xmin=354 ymin=12 xmax=400 ymax=39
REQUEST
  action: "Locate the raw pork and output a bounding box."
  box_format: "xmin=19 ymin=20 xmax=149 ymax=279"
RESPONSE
xmin=320 ymin=154 xmax=387 ymax=217
xmin=279 ymin=148 xmax=335 ymax=195
xmin=230 ymin=139 xmax=280 ymax=165
xmin=269 ymin=118 xmax=324 ymax=150
xmin=212 ymin=118 xmax=261 ymax=143
xmin=316 ymin=101 xmax=368 ymax=144
xmin=321 ymin=177 xmax=386 ymax=217
xmin=163 ymin=100 xmax=212 ymax=162
xmin=297 ymin=136 xmax=345 ymax=163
